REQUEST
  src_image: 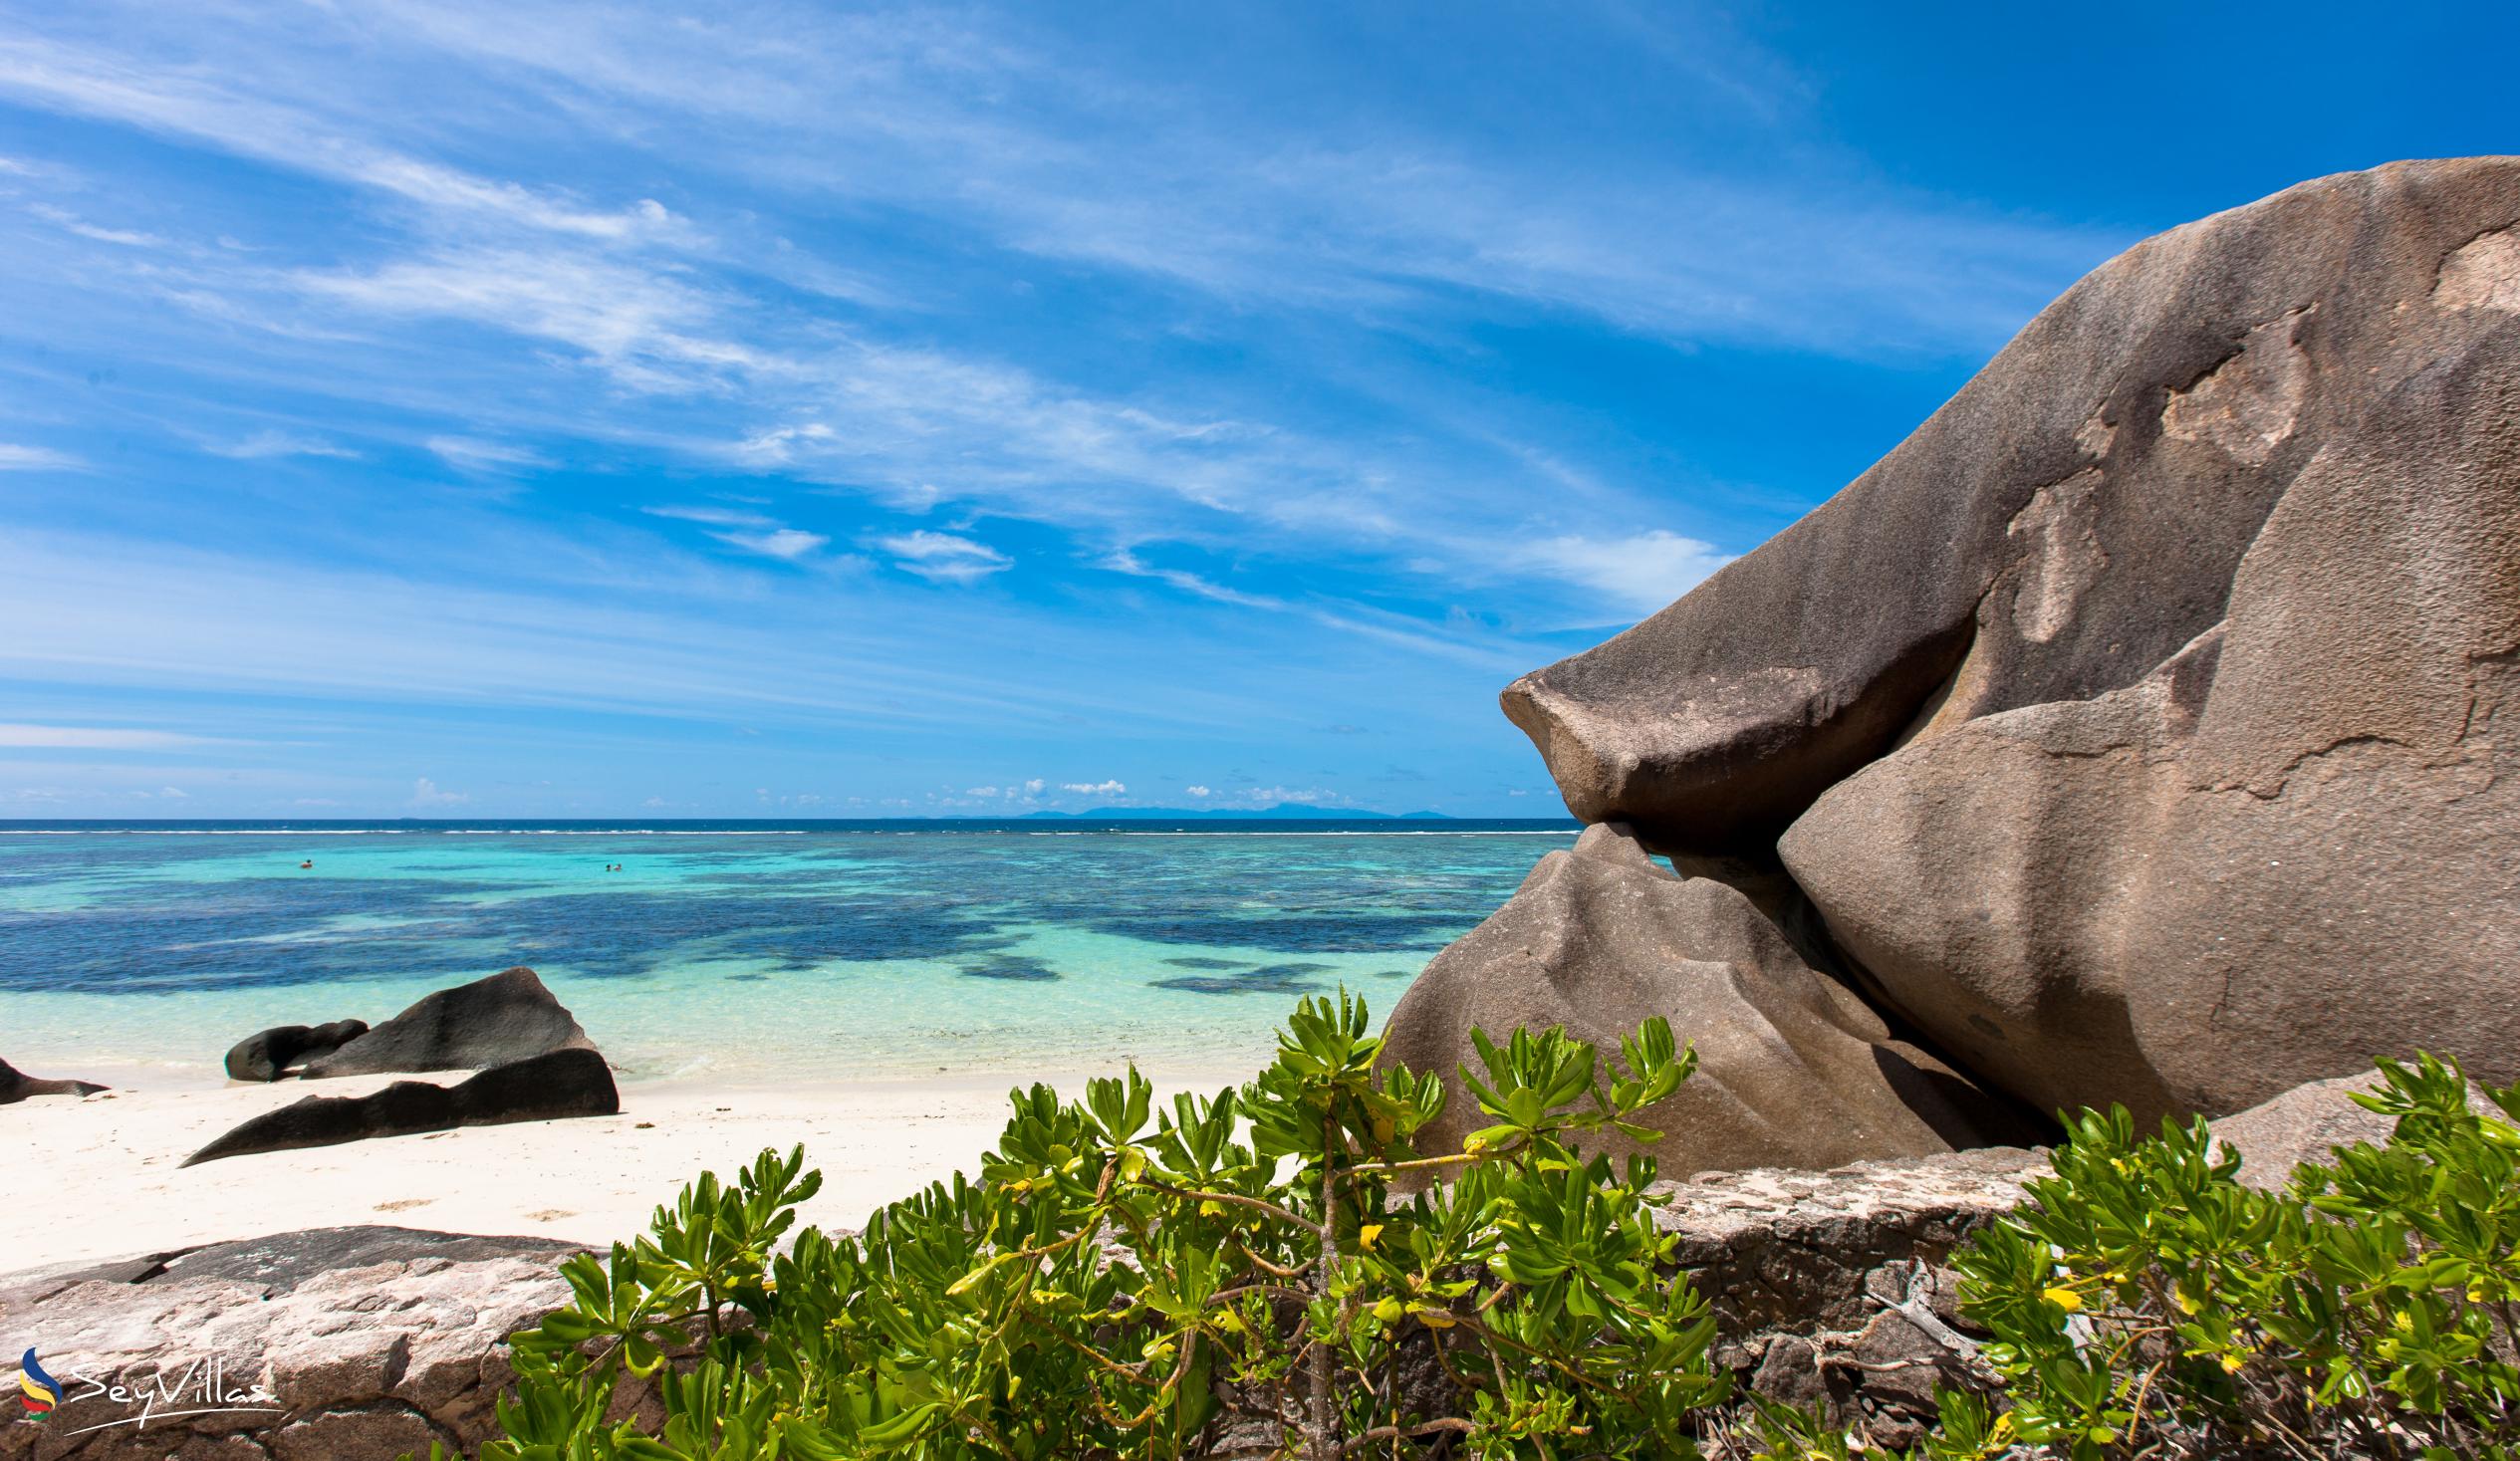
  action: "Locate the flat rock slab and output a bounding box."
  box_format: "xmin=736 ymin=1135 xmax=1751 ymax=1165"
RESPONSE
xmin=1651 ymin=1146 xmax=2049 ymax=1339
xmin=0 ymin=1228 xmax=584 ymax=1461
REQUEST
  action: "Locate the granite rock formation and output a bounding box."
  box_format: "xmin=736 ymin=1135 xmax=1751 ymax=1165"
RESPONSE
xmin=0 ymin=1056 xmax=106 ymax=1104
xmin=224 ymin=1021 xmax=370 ymax=1083
xmin=1650 ymin=1147 xmax=2048 ymax=1448
xmin=2205 ymin=1070 xmax=2508 ymax=1191
xmin=183 ymin=1049 xmax=621 ymax=1166
xmin=1382 ymin=825 xmax=2038 ymax=1170
xmin=1395 ymin=157 xmax=2520 ymax=1151
xmin=301 ymin=967 xmax=594 ymax=1079
xmin=0 ymin=1228 xmax=588 ymax=1461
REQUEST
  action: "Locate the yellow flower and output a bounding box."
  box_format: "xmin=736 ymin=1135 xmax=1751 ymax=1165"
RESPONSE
xmin=1360 ymin=1223 xmax=1386 ymax=1251
xmin=2042 ymin=1286 xmax=2084 ymax=1313
xmin=2220 ymin=1352 xmax=2246 ymax=1373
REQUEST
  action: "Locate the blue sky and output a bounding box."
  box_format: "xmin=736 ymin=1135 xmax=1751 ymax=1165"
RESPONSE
xmin=1 ymin=2 xmax=2511 ymax=819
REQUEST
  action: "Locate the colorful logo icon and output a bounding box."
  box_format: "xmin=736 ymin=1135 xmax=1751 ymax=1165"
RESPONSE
xmin=16 ymin=1349 xmax=63 ymax=1417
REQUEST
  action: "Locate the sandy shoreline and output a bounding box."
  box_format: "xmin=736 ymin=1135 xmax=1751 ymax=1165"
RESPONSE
xmin=0 ymin=1065 xmax=1249 ymax=1270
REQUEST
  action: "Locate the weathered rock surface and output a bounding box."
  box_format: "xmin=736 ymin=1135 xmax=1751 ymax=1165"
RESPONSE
xmin=183 ymin=1049 xmax=621 ymax=1166
xmin=0 ymin=1228 xmax=585 ymax=1460
xmin=1381 ymin=824 xmax=2040 ymax=1175
xmin=1 ymin=1056 xmax=106 ymax=1104
xmin=1656 ymin=1148 xmax=2048 ymax=1447
xmin=223 ymin=1022 xmax=370 ymax=1084
xmin=1466 ymin=157 xmax=2520 ymax=1129
xmin=2206 ymin=1071 xmax=2507 ymax=1190
xmin=302 ymin=968 xmax=594 ymax=1079
xmin=1505 ymin=157 xmax=2519 ymax=854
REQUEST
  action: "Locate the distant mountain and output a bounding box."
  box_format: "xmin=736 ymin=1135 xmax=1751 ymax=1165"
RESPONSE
xmin=1020 ymin=804 xmax=1453 ymax=821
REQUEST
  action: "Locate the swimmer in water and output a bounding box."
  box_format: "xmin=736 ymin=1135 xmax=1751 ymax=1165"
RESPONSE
xmin=300 ymin=859 xmax=314 ymax=869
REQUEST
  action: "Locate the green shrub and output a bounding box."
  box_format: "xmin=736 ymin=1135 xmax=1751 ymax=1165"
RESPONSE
xmin=461 ymin=1007 xmax=2520 ymax=1461
xmin=1943 ymin=1053 xmax=2520 ymax=1460
xmin=477 ymin=992 xmax=1730 ymax=1460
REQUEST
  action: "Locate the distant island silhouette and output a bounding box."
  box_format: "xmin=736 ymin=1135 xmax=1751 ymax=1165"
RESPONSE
xmin=1020 ymin=804 xmax=1455 ymax=821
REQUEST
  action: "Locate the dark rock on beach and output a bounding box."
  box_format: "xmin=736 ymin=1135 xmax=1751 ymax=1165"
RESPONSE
xmin=301 ymin=966 xmax=595 ymax=1078
xmin=182 ymin=1049 xmax=620 ymax=1166
xmin=225 ymin=1019 xmax=371 ymax=1082
xmin=1393 ymin=157 xmax=2520 ymax=1149
xmin=0 ymin=1055 xmax=106 ymax=1104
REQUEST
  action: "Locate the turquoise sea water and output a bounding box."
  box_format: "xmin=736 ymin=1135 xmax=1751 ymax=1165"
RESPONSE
xmin=0 ymin=821 xmax=1574 ymax=1087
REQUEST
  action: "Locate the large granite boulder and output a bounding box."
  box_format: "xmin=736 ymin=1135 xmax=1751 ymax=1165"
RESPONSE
xmin=183 ymin=1049 xmax=621 ymax=1166
xmin=1504 ymin=157 xmax=2520 ymax=862
xmin=301 ymin=967 xmax=593 ymax=1079
xmin=1467 ymin=157 xmax=2520 ymax=1130
xmin=224 ymin=1020 xmax=370 ymax=1083
xmin=1381 ymin=824 xmax=2038 ymax=1175
xmin=0 ymin=1056 xmax=105 ymax=1104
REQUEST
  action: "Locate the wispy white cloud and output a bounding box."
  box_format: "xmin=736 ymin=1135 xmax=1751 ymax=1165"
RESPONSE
xmin=1099 ymin=548 xmax=1286 ymax=609
xmin=879 ymin=530 xmax=1012 ymax=584
xmin=1516 ymin=530 xmax=1734 ymax=616
xmin=409 ymin=775 xmax=469 ymax=807
xmin=30 ymin=200 xmax=161 ymax=246
xmin=1061 ymin=779 xmax=1125 ymax=796
xmin=0 ymin=443 xmax=83 ymax=471
xmin=427 ymin=434 xmax=549 ymax=472
xmin=714 ymin=526 xmax=828 ymax=561
xmin=0 ymin=723 xmax=215 ymax=749
xmin=641 ymin=504 xmax=775 ymax=529
xmin=0 ymin=30 xmax=688 ymax=243
xmin=207 ymin=429 xmax=362 ymax=460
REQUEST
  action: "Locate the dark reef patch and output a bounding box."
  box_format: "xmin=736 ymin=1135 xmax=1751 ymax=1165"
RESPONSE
xmin=1149 ymin=961 xmax=1338 ymax=997
xmin=961 ymin=955 xmax=1062 ymax=982
xmin=1081 ymin=911 xmax=1471 ymax=954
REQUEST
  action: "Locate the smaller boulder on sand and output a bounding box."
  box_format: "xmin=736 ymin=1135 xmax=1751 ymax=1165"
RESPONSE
xmin=182 ymin=1048 xmax=621 ymax=1165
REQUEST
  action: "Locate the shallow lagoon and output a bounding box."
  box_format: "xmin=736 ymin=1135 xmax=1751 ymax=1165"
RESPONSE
xmin=0 ymin=821 xmax=1575 ymax=1086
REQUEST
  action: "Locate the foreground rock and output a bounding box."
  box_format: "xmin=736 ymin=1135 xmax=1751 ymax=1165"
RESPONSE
xmin=0 ymin=1227 xmax=586 ymax=1460
xmin=224 ymin=1020 xmax=370 ymax=1083
xmin=302 ymin=967 xmax=594 ymax=1079
xmin=2207 ymin=1071 xmax=2507 ymax=1191
xmin=1452 ymin=157 xmax=2520 ymax=1129
xmin=1 ymin=1056 xmax=105 ymax=1104
xmin=183 ymin=1049 xmax=621 ymax=1166
xmin=1655 ymin=1148 xmax=2047 ymax=1447
xmin=1382 ymin=825 xmax=2040 ymax=1175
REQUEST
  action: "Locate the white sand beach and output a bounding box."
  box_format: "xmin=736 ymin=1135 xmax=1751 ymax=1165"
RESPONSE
xmin=0 ymin=1067 xmax=1248 ymax=1270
